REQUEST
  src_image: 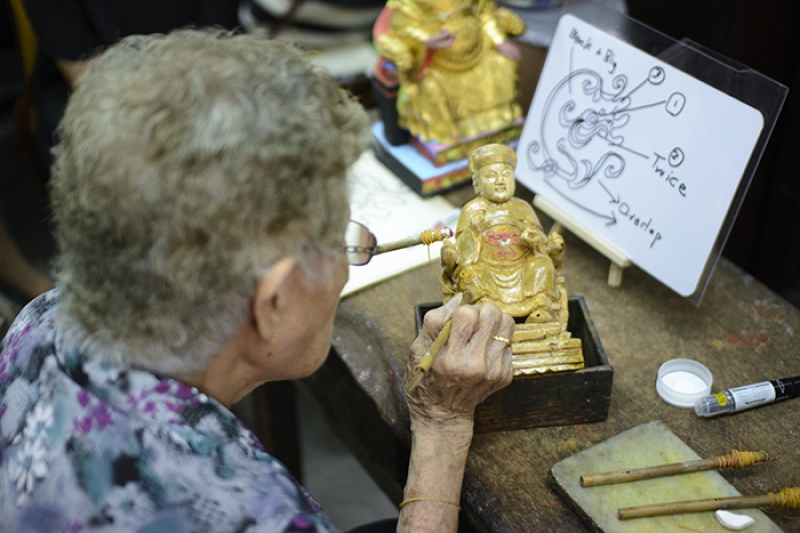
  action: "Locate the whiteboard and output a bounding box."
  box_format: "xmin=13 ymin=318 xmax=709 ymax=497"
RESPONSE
xmin=516 ymin=14 xmax=764 ymax=297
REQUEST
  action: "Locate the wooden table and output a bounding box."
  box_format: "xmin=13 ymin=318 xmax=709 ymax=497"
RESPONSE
xmin=296 ymin=186 xmax=800 ymax=533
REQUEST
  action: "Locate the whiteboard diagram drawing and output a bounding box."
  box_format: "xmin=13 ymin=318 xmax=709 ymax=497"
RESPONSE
xmin=516 ymin=14 xmax=764 ymax=297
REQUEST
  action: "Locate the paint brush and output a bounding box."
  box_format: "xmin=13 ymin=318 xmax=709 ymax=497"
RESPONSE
xmin=404 ymin=293 xmax=462 ymax=394
xmin=404 ymin=320 xmax=452 ymax=394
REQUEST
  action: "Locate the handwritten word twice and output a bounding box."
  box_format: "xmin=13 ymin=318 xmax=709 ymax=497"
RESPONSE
xmin=652 ymin=152 xmax=688 ymax=197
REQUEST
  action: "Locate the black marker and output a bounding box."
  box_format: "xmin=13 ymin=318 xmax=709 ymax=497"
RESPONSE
xmin=694 ymin=376 xmax=800 ymax=417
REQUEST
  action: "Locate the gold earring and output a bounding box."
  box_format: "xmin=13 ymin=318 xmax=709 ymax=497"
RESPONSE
xmin=269 ymin=332 xmax=279 ymax=343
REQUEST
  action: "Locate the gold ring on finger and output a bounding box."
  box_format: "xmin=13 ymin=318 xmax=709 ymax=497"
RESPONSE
xmin=492 ymin=335 xmax=512 ymax=347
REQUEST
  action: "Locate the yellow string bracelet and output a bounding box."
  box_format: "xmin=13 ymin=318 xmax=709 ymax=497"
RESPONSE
xmin=399 ymin=497 xmax=461 ymax=510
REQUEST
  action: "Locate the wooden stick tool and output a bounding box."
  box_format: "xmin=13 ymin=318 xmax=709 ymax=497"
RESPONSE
xmin=618 ymin=486 xmax=800 ymax=520
xmin=581 ymin=450 xmax=773 ymax=487
xmin=404 ymin=292 xmax=464 ymax=395
xmin=374 ymin=227 xmax=453 ymax=255
xmin=404 ymin=320 xmax=451 ymax=394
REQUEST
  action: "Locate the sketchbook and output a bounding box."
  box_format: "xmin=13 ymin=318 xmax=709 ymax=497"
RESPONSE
xmin=342 ymin=151 xmax=459 ymax=297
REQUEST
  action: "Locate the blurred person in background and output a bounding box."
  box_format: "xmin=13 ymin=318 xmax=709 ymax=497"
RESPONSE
xmin=22 ymin=0 xmax=240 ymax=168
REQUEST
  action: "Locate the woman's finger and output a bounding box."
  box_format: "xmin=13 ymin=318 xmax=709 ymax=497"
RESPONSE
xmin=419 ymin=293 xmax=463 ymax=342
xmin=459 ymin=303 xmax=504 ymax=365
xmin=408 ymin=293 xmax=465 ymax=368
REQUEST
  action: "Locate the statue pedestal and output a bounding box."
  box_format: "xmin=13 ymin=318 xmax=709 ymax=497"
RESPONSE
xmin=511 ymin=322 xmax=584 ymax=374
xmin=409 ymin=118 xmax=525 ymax=166
xmin=371 ymin=122 xmax=472 ymax=197
xmin=415 ymin=295 xmax=612 ymax=432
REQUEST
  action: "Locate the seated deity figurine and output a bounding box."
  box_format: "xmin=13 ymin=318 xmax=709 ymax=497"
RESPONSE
xmin=374 ymin=0 xmax=526 ymax=157
xmin=441 ymin=144 xmax=584 ymax=374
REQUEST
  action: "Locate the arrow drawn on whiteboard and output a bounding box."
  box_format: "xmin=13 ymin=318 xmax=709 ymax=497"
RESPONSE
xmin=538 ymin=169 xmax=618 ymax=226
xmin=598 ymin=180 xmax=620 ymax=205
xmin=526 ymin=136 xmax=619 ymax=225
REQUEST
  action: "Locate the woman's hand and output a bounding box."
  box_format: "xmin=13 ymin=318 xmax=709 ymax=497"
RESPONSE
xmin=405 ymin=294 xmax=514 ymax=428
xmin=399 ymin=295 xmax=514 ymax=533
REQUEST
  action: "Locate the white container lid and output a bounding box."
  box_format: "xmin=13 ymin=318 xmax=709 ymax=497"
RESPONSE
xmin=656 ymin=358 xmax=713 ymax=408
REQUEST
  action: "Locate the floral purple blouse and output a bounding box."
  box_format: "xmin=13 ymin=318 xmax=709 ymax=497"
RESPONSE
xmin=0 ymin=290 xmax=338 ymax=532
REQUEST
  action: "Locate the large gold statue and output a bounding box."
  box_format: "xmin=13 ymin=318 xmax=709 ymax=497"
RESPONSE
xmin=375 ymin=0 xmax=526 ymax=155
xmin=441 ymin=144 xmax=584 ymax=374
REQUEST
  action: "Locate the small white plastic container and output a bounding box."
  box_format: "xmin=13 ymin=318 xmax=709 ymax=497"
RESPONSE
xmin=656 ymin=359 xmax=713 ymax=408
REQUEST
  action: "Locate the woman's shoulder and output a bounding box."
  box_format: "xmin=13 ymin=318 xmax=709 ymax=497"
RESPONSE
xmin=1 ymin=380 xmax=339 ymax=532
xmin=1 ymin=304 xmax=339 ymax=532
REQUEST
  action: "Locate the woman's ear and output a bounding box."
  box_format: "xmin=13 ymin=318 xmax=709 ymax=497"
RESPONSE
xmin=252 ymin=257 xmax=298 ymax=342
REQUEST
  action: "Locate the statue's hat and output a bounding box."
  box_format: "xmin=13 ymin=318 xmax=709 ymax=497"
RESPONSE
xmin=469 ymin=144 xmax=517 ymax=176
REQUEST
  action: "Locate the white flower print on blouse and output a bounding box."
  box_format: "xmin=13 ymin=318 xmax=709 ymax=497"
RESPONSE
xmin=10 ymin=436 xmax=49 ymax=504
xmin=8 ymin=401 xmax=54 ymax=503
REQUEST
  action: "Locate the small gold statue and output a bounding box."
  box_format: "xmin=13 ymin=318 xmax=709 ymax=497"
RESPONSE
xmin=441 ymin=144 xmax=584 ymax=375
xmin=375 ymin=0 xmax=526 ymax=157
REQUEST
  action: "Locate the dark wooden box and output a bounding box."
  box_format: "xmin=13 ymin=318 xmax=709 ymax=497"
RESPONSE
xmin=415 ymin=295 xmax=612 ymax=432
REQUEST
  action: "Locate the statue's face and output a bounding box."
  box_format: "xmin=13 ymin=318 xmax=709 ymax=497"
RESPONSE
xmin=477 ymin=162 xmax=515 ymax=203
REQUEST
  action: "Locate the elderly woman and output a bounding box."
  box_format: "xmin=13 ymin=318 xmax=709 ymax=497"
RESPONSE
xmin=0 ymin=30 xmax=514 ymax=532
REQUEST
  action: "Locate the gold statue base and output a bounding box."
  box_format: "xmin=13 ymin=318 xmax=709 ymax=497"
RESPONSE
xmin=410 ymin=119 xmax=524 ymax=166
xmin=415 ymin=295 xmax=610 ymax=432
xmin=511 ymin=323 xmax=584 ymax=375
